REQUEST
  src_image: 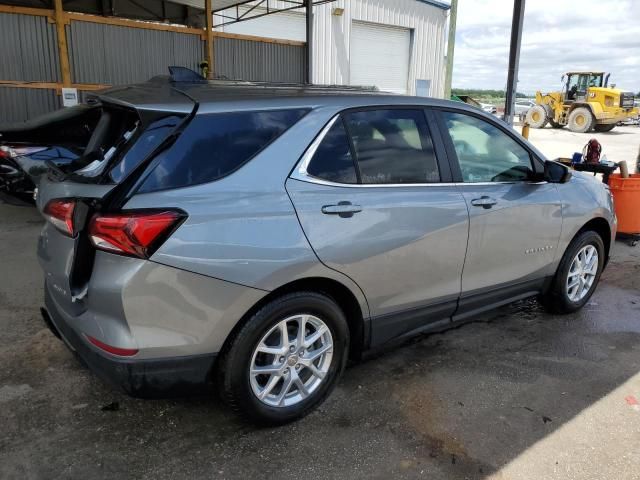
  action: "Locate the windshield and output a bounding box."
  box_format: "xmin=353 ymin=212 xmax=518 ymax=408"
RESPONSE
xmin=588 ymin=74 xmax=603 ymax=87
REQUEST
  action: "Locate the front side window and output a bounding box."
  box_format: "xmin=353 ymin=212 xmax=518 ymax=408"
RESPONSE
xmin=443 ymin=111 xmax=534 ymax=183
xmin=343 ymin=109 xmax=440 ymax=184
xmin=139 ymin=108 xmax=308 ymax=192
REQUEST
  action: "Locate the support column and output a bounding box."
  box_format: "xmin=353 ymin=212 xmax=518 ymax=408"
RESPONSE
xmin=503 ymin=0 xmax=526 ymax=125
xmin=444 ymin=0 xmax=458 ymax=100
xmin=305 ymin=0 xmax=313 ymax=84
xmin=54 ymin=0 xmax=72 ymax=87
xmin=205 ymin=0 xmax=214 ymax=79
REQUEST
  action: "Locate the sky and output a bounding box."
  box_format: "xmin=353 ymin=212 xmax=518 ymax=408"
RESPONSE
xmin=451 ymin=0 xmax=640 ymax=95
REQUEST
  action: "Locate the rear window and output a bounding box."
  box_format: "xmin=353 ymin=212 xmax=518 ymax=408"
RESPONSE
xmin=138 ymin=109 xmax=308 ymax=192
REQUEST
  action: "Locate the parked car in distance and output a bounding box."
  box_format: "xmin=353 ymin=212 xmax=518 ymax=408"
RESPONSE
xmin=515 ymin=99 xmax=536 ymax=121
xmin=25 ymin=77 xmax=616 ymax=425
xmin=480 ymin=102 xmax=497 ymax=114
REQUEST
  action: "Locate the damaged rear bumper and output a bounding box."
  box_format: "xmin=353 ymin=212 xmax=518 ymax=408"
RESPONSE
xmin=42 ymin=288 xmax=216 ymax=398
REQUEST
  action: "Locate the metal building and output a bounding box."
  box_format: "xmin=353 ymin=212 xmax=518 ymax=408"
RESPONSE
xmin=0 ymin=0 xmax=449 ymax=123
xmin=205 ymin=0 xmax=450 ymax=96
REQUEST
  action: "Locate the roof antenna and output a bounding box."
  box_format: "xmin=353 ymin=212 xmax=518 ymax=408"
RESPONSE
xmin=168 ymin=66 xmax=206 ymax=83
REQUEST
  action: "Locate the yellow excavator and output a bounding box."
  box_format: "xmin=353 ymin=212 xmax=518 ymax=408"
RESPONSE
xmin=526 ymin=72 xmax=638 ymax=133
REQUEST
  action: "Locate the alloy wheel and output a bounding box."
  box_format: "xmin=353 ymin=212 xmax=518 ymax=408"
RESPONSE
xmin=249 ymin=314 xmax=333 ymax=408
xmin=566 ymin=245 xmax=599 ymax=302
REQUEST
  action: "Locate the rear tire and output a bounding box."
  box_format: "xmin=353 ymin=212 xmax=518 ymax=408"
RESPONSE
xmin=567 ymin=107 xmax=594 ymax=133
xmin=541 ymin=231 xmax=605 ymax=314
xmin=526 ymin=105 xmax=548 ymax=128
xmin=594 ymin=124 xmax=616 ymax=133
xmin=219 ymin=291 xmax=349 ymax=426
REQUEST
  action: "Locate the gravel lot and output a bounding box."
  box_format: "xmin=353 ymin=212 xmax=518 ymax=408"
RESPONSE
xmin=2 ymin=125 xmax=640 ymax=479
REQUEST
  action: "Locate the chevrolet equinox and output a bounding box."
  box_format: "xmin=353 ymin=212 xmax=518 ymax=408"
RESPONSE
xmin=19 ymin=76 xmax=615 ymax=425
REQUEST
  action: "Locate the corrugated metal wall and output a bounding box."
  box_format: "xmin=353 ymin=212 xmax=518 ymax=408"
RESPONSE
xmin=0 ymin=11 xmax=61 ymax=123
xmin=0 ymin=12 xmax=60 ymax=82
xmin=1 ymin=11 xmax=305 ymax=123
xmin=0 ymin=87 xmax=60 ymax=123
xmin=67 ymin=21 xmax=204 ymax=84
xmin=214 ymin=38 xmax=304 ymax=83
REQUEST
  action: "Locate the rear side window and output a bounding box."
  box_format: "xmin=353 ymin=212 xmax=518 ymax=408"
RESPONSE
xmin=306 ymin=120 xmax=358 ymax=184
xmin=138 ymin=109 xmax=308 ymax=192
xmin=344 ymin=109 xmax=440 ymax=184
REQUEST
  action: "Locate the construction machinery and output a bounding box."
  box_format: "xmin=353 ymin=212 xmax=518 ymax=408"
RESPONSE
xmin=527 ymin=72 xmax=638 ymax=133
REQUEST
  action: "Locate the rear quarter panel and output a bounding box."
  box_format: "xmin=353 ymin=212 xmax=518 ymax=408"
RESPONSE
xmin=124 ymin=106 xmax=371 ymax=319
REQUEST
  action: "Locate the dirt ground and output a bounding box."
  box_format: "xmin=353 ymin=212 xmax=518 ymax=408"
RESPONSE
xmin=2 ymin=128 xmax=640 ymax=479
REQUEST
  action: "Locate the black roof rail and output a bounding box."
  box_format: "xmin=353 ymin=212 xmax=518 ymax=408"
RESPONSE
xmin=165 ymin=67 xmax=380 ymax=93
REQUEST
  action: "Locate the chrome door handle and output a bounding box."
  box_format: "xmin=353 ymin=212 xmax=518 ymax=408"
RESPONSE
xmin=470 ymin=196 xmax=498 ymax=209
xmin=321 ymin=201 xmax=362 ymax=218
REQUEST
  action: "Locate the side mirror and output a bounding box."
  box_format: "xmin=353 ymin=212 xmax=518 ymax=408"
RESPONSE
xmin=545 ymin=160 xmax=572 ymax=183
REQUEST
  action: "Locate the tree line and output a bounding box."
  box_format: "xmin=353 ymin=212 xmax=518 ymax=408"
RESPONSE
xmin=452 ymin=88 xmax=528 ymax=99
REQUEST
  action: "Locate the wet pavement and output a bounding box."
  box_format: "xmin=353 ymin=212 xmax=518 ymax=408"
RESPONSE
xmin=1 ymin=202 xmax=640 ymax=480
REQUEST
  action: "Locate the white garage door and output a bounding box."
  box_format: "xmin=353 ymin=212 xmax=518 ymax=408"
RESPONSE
xmin=350 ymin=22 xmax=411 ymax=94
xmin=218 ymin=9 xmax=306 ymax=42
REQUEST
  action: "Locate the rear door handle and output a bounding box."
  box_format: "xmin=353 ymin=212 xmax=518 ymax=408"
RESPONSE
xmin=470 ymin=196 xmax=498 ymax=209
xmin=321 ymin=201 xmax=362 ymax=218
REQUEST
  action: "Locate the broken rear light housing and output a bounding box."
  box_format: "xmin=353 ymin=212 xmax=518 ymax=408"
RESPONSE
xmin=43 ymin=199 xmax=76 ymax=237
xmin=88 ymin=210 xmax=186 ymax=259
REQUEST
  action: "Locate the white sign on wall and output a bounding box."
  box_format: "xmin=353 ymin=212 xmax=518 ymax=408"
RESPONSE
xmin=61 ymin=88 xmax=79 ymax=107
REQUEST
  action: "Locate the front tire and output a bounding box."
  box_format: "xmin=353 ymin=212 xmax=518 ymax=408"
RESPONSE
xmin=219 ymin=292 xmax=349 ymax=426
xmin=567 ymin=107 xmax=594 ymax=133
xmin=526 ymin=105 xmax=548 ymax=128
xmin=542 ymin=231 xmax=605 ymax=314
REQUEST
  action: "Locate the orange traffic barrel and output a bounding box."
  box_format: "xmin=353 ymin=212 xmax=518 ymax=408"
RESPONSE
xmin=609 ymin=173 xmax=640 ymax=235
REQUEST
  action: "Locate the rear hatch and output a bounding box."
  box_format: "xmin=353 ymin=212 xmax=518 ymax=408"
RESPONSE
xmin=18 ymin=86 xmax=195 ymax=313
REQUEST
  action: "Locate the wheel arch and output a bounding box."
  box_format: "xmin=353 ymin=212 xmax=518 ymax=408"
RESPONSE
xmin=218 ymin=277 xmax=368 ymax=364
xmin=568 ymin=102 xmax=596 ymax=117
xmin=575 ymin=217 xmax=612 ymax=264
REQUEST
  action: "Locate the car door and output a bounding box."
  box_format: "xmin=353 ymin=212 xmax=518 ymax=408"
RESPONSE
xmin=435 ymin=109 xmax=563 ymax=320
xmin=286 ymin=107 xmax=469 ymax=345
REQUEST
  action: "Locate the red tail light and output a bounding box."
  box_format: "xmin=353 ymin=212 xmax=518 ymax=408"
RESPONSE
xmin=89 ymin=210 xmax=185 ymax=258
xmin=86 ymin=334 xmax=138 ymax=357
xmin=44 ymin=199 xmax=76 ymax=236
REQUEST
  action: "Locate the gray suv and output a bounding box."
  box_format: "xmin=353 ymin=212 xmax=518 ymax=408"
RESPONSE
xmin=29 ymin=77 xmax=615 ymax=425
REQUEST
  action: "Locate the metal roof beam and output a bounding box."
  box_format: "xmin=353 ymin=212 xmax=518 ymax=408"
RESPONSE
xmin=198 ymin=0 xmax=335 ymax=28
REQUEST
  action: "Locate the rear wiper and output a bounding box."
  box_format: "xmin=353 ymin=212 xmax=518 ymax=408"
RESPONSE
xmin=45 ymin=159 xmax=67 ymax=181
